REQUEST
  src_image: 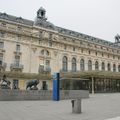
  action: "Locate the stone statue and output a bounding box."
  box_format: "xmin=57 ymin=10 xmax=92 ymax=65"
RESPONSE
xmin=26 ymin=79 xmax=39 ymax=90
xmin=115 ymin=34 xmax=120 ymax=43
xmin=0 ymin=74 xmax=11 ymax=89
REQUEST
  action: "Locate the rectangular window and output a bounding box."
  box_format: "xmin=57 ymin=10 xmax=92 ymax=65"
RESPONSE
xmin=15 ymin=55 xmax=20 ymax=66
xmin=81 ymin=49 xmax=83 ymax=53
xmin=17 ymin=26 xmax=22 ymax=31
xmin=96 ymin=52 xmax=97 ymax=56
xmin=0 ymin=53 xmax=3 ymax=65
xmin=13 ymin=79 xmax=19 ymax=89
xmin=45 ymin=60 xmax=51 ymax=72
xmin=73 ymin=47 xmax=75 ymax=51
xmin=42 ymin=81 xmax=48 ymax=90
xmin=17 ymin=35 xmax=21 ymax=41
xmin=89 ymin=50 xmax=91 ymax=54
xmin=0 ymin=32 xmax=5 ymax=38
xmin=0 ymin=42 xmax=4 ymax=49
xmin=49 ymin=33 xmax=52 ymax=40
xmin=16 ymin=44 xmax=20 ymax=52
xmin=64 ymin=45 xmax=67 ymax=50
xmin=49 ymin=42 xmax=52 ymax=47
xmin=113 ymin=56 xmax=115 ymax=59
xmin=46 ymin=60 xmax=50 ymax=66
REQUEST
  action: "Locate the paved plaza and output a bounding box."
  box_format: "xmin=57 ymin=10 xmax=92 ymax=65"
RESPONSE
xmin=0 ymin=93 xmax=120 ymax=120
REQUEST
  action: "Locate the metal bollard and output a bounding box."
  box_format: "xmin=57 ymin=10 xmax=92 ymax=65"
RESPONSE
xmin=71 ymin=99 xmax=81 ymax=113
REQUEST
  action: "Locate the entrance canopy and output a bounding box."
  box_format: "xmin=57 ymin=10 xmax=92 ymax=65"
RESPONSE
xmin=60 ymin=71 xmax=120 ymax=79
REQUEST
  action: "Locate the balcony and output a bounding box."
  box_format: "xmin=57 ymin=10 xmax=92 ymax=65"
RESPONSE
xmin=14 ymin=50 xmax=22 ymax=55
xmin=0 ymin=62 xmax=7 ymax=71
xmin=38 ymin=65 xmax=51 ymax=73
xmin=60 ymin=69 xmax=68 ymax=73
xmin=10 ymin=63 xmax=23 ymax=72
xmin=0 ymin=48 xmax=5 ymax=52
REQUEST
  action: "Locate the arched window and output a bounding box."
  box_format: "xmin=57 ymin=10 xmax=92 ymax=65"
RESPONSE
xmin=95 ymin=61 xmax=99 ymax=70
xmin=113 ymin=64 xmax=116 ymax=72
xmin=46 ymin=50 xmax=49 ymax=56
xmin=62 ymin=56 xmax=68 ymax=71
xmin=101 ymin=62 xmax=105 ymax=71
xmin=41 ymin=49 xmax=49 ymax=56
xmin=72 ymin=57 xmax=76 ymax=72
xmin=80 ymin=59 xmax=85 ymax=71
xmin=118 ymin=65 xmax=120 ymax=72
xmin=41 ymin=49 xmax=44 ymax=55
xmin=88 ymin=60 xmax=92 ymax=70
xmin=107 ymin=63 xmax=111 ymax=71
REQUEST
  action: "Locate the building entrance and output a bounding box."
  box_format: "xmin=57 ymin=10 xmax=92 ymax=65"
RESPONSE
xmin=89 ymin=78 xmax=120 ymax=93
xmin=60 ymin=78 xmax=120 ymax=93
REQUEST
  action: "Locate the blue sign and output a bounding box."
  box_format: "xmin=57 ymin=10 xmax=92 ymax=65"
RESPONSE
xmin=52 ymin=73 xmax=60 ymax=101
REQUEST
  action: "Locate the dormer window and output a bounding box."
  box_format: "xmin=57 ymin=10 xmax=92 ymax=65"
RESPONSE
xmin=16 ymin=17 xmax=23 ymax=23
xmin=1 ymin=13 xmax=8 ymax=19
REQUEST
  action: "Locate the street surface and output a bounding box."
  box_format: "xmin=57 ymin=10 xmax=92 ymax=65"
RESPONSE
xmin=0 ymin=93 xmax=120 ymax=120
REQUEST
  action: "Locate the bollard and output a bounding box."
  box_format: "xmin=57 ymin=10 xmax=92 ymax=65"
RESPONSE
xmin=71 ymin=99 xmax=81 ymax=113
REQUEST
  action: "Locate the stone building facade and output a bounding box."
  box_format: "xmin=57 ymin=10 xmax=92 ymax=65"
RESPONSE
xmin=0 ymin=7 xmax=120 ymax=91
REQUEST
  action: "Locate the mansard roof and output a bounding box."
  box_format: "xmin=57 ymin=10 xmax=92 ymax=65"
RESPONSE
xmin=56 ymin=26 xmax=120 ymax=49
xmin=0 ymin=11 xmax=119 ymax=49
xmin=0 ymin=12 xmax=33 ymax=26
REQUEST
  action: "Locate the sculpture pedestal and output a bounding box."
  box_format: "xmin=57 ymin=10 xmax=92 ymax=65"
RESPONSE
xmin=30 ymin=86 xmax=38 ymax=90
xmin=0 ymin=84 xmax=11 ymax=89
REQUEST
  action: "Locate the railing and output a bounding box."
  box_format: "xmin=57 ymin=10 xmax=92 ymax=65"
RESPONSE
xmin=60 ymin=69 xmax=68 ymax=72
xmin=38 ymin=66 xmax=51 ymax=73
xmin=14 ymin=50 xmax=22 ymax=55
xmin=10 ymin=63 xmax=24 ymax=70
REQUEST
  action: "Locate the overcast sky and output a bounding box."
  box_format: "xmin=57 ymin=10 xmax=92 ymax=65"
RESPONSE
xmin=0 ymin=0 xmax=120 ymax=42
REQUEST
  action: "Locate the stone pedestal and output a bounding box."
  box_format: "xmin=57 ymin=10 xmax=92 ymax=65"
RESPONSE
xmin=30 ymin=86 xmax=38 ymax=90
xmin=71 ymin=99 xmax=81 ymax=113
xmin=0 ymin=84 xmax=11 ymax=89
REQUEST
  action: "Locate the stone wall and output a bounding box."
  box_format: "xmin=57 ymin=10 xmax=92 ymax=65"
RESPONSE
xmin=60 ymin=90 xmax=89 ymax=100
xmin=0 ymin=90 xmax=89 ymax=101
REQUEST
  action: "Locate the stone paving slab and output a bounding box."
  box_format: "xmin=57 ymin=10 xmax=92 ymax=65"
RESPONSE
xmin=105 ymin=117 xmax=120 ymax=120
xmin=0 ymin=93 xmax=120 ymax=120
